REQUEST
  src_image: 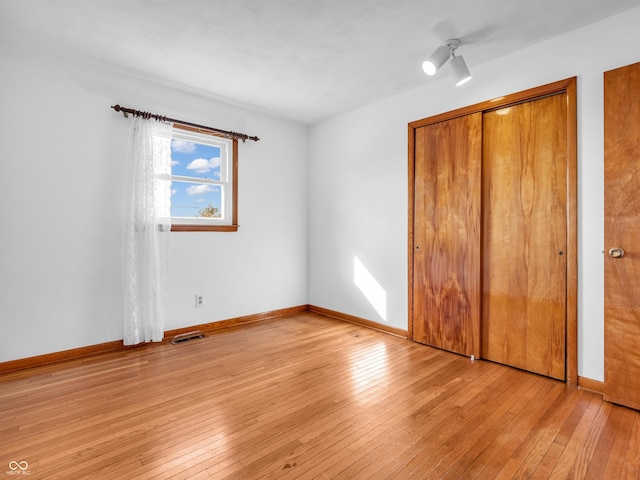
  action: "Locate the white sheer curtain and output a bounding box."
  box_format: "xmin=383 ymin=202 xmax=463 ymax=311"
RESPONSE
xmin=123 ymin=117 xmax=173 ymax=346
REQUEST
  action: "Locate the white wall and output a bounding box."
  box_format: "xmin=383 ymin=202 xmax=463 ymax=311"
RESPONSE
xmin=308 ymin=7 xmax=640 ymax=382
xmin=0 ymin=41 xmax=308 ymax=362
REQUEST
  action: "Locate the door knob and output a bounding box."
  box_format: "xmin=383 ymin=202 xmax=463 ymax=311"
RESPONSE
xmin=608 ymin=247 xmax=625 ymax=258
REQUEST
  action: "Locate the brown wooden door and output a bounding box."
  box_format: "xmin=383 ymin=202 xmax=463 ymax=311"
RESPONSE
xmin=412 ymin=113 xmax=482 ymax=357
xmin=482 ymin=95 xmax=568 ymax=380
xmin=604 ymin=62 xmax=640 ymax=410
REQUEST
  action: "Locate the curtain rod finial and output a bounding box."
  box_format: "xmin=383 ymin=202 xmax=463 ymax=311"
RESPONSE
xmin=111 ymin=104 xmax=129 ymax=118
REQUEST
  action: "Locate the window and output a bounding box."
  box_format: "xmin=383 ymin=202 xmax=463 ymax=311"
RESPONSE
xmin=169 ymin=126 xmax=238 ymax=232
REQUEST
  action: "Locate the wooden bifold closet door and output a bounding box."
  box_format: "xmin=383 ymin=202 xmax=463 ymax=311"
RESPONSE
xmin=412 ymin=113 xmax=482 ymax=358
xmin=482 ymin=95 xmax=567 ymax=381
xmin=409 ymin=80 xmax=576 ymax=382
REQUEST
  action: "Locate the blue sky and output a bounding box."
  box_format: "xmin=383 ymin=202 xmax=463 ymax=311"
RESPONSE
xmin=170 ymin=139 xmax=222 ymax=218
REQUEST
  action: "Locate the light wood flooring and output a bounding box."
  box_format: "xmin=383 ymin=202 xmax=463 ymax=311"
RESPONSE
xmin=1 ymin=313 xmax=639 ymax=479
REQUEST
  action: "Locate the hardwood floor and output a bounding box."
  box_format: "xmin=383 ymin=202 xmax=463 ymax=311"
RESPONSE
xmin=1 ymin=313 xmax=638 ymax=479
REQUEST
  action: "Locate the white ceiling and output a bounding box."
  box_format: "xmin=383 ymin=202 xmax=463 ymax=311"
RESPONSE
xmin=1 ymin=0 xmax=638 ymax=125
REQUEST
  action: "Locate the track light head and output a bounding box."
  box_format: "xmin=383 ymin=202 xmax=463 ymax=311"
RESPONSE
xmin=450 ymin=54 xmax=472 ymax=86
xmin=422 ymin=44 xmax=451 ymax=76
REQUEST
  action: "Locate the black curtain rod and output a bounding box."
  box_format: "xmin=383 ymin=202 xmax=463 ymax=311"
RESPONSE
xmin=111 ymin=105 xmax=260 ymax=142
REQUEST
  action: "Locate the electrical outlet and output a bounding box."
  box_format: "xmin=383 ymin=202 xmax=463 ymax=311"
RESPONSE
xmin=195 ymin=294 xmax=204 ymax=307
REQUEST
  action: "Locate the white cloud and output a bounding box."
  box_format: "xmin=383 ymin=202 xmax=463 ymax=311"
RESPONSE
xmin=171 ymin=189 xmax=177 ymax=196
xmin=186 ymin=184 xmax=214 ymax=196
xmin=209 ymin=157 xmax=221 ymax=169
xmin=171 ymin=140 xmax=196 ymax=153
xmin=186 ymin=156 xmax=221 ymax=174
xmin=171 ymin=160 xmax=180 ymax=167
xmin=186 ymin=158 xmax=211 ymax=174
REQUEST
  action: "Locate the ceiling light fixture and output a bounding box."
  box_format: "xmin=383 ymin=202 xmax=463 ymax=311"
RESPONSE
xmin=422 ymin=38 xmax=472 ymax=86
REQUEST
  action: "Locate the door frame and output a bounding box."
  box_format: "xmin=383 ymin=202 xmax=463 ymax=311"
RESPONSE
xmin=407 ymin=77 xmax=578 ymax=386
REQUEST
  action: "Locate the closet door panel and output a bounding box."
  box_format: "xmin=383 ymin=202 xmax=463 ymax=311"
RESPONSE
xmin=482 ymin=95 xmax=567 ymax=380
xmin=413 ymin=113 xmax=482 ymax=357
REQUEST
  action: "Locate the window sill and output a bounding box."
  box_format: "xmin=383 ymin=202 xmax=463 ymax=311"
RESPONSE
xmin=171 ymin=224 xmax=239 ymax=232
